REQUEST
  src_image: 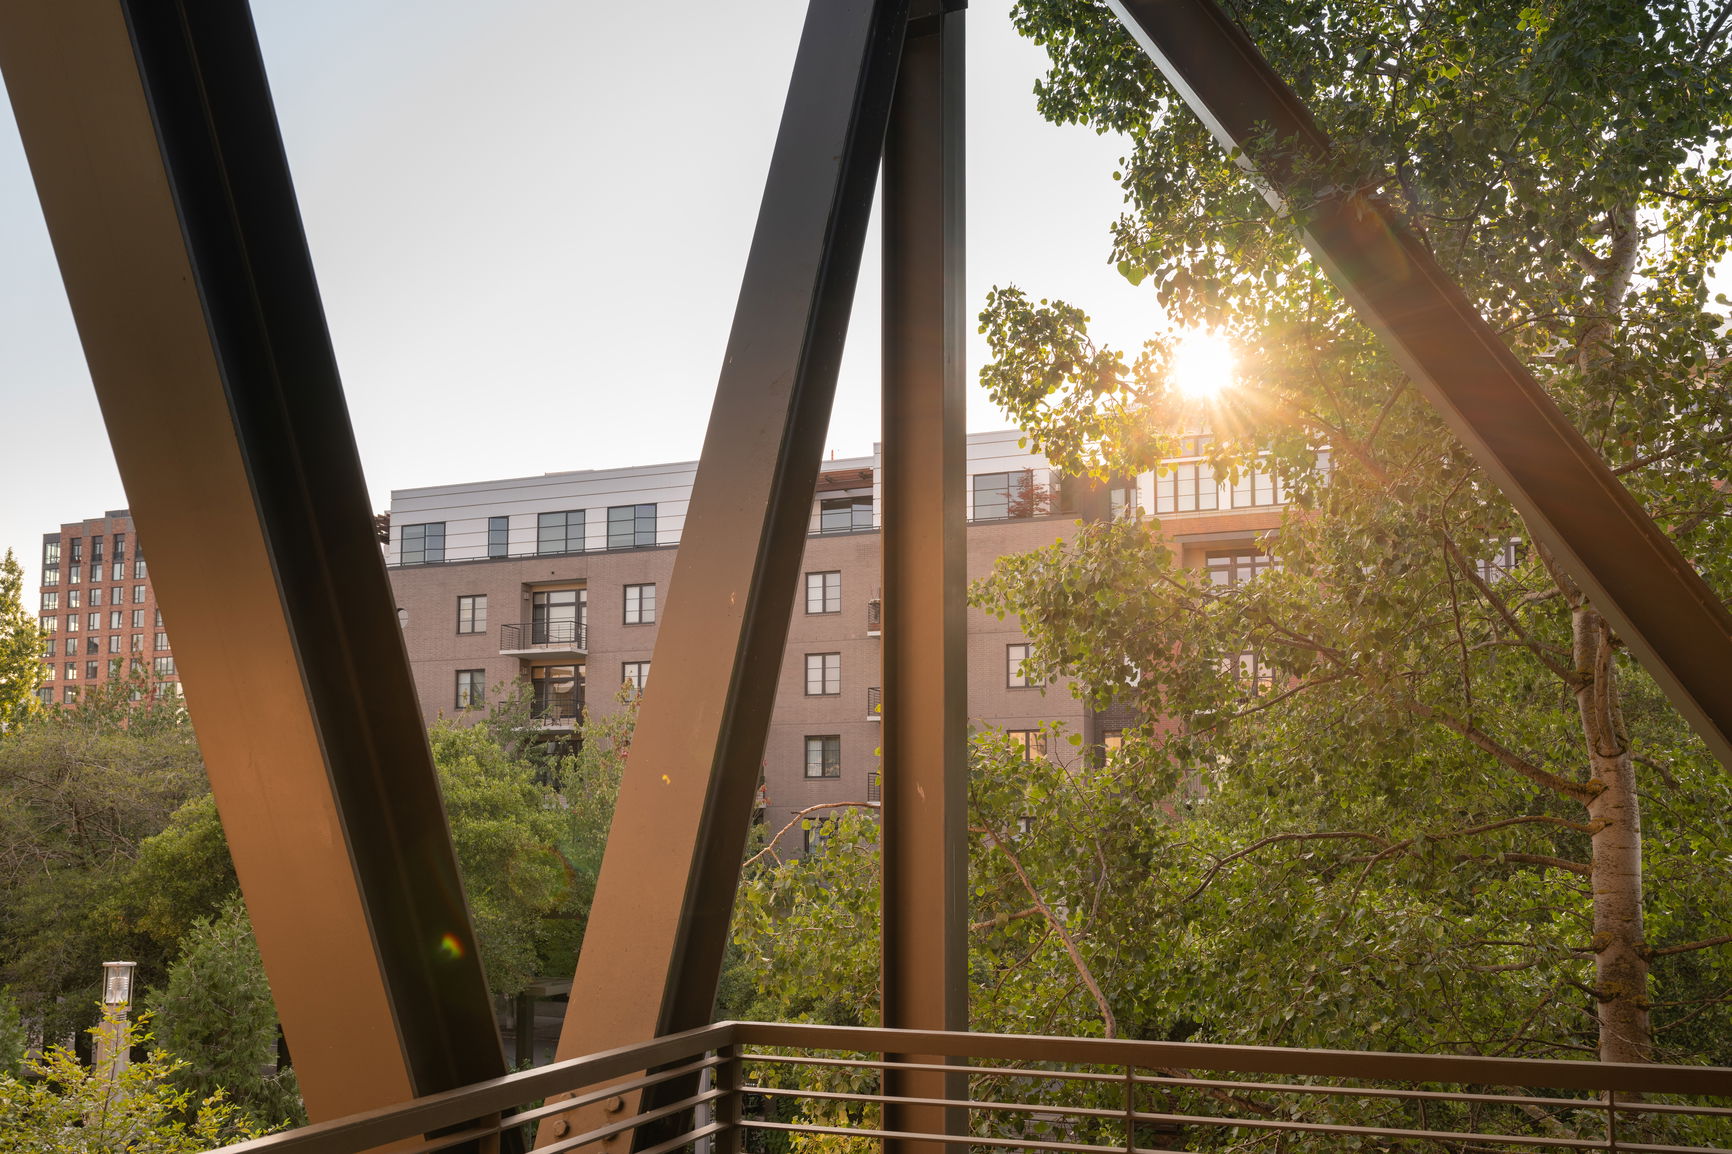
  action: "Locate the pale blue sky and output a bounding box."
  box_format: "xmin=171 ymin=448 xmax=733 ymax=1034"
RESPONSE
xmin=0 ymin=0 xmax=1158 ymax=589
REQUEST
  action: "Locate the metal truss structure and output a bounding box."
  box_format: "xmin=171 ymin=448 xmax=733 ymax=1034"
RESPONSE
xmin=0 ymin=0 xmax=1728 ymax=1151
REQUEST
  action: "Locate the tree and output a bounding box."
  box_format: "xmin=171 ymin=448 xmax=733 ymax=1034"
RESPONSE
xmin=969 ymin=0 xmax=1732 ymax=1064
xmin=0 ymin=549 xmax=44 ymax=729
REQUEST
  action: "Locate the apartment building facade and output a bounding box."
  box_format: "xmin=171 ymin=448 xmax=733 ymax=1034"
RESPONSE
xmin=385 ymin=430 xmax=1294 ymax=837
xmin=34 ymin=509 xmax=179 ymax=706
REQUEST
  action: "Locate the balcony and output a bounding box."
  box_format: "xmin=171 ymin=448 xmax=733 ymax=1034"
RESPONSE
xmin=866 ymin=685 xmax=881 ymax=721
xmin=197 ymin=1019 xmax=1732 ymax=1154
xmin=499 ymin=619 xmax=587 ymax=659
xmin=866 ymin=597 xmax=882 ymax=636
xmin=529 ymin=690 xmax=582 ymax=732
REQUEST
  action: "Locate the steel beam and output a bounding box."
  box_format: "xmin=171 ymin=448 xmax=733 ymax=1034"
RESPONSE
xmin=880 ymin=3 xmax=969 ymax=1151
xmin=0 ymin=0 xmax=504 ymax=1125
xmin=1104 ymin=0 xmax=1732 ymax=768
xmin=539 ymin=0 xmax=908 ymax=1146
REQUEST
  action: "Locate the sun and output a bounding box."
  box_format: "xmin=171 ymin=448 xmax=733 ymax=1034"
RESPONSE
xmin=1169 ymin=329 xmax=1236 ymax=400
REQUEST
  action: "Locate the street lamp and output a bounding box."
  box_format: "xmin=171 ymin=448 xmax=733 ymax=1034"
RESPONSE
xmin=102 ymin=961 xmax=136 ymax=1008
xmin=95 ymin=960 xmax=137 ymax=1090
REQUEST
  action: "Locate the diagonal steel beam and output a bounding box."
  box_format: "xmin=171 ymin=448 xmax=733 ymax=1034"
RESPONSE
xmin=540 ymin=0 xmax=908 ymax=1145
xmin=0 ymin=0 xmax=505 ymax=1123
xmin=880 ymin=2 xmax=969 ymax=1151
xmin=1105 ymin=0 xmax=1732 ymax=768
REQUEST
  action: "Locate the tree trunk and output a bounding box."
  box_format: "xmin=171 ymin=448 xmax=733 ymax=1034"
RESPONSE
xmin=1569 ymin=598 xmax=1651 ymax=1063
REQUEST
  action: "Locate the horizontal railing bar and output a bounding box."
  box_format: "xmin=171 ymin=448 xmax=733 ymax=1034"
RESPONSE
xmin=208 ymin=1022 xmax=734 ymax=1153
xmin=1131 ymin=1071 xmax=1614 ymax=1111
xmin=726 ymin=1022 xmax=1732 ymax=1097
xmin=402 ymin=1123 xmax=499 ymax=1154
xmin=633 ymin=1120 xmax=728 ymax=1154
xmin=535 ymin=1087 xmax=724 ymax=1154
xmin=501 ymin=1053 xmax=725 ymax=1128
xmin=1619 ymin=1143 xmax=1732 ymax=1154
xmin=745 ymin=1083 xmax=1126 ymax=1124
xmin=1615 ymin=1100 xmax=1732 ymax=1117
xmin=1130 ymin=1108 xmax=1613 ymax=1150
xmin=745 ymin=1052 xmax=1118 ymax=1085
xmin=741 ymin=1118 xmax=1159 ymax=1154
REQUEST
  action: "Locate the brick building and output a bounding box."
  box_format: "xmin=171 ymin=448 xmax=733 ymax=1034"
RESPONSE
xmin=385 ymin=430 xmax=1295 ymax=837
xmin=34 ymin=509 xmax=179 ymax=706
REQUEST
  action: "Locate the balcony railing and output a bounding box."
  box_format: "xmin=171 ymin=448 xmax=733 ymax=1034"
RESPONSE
xmin=529 ymin=693 xmax=582 ymax=729
xmin=499 ymin=619 xmax=587 ymax=656
xmin=866 ymin=686 xmax=881 ymax=721
xmin=198 ymin=1019 xmax=1732 ymax=1154
xmin=866 ymin=597 xmax=882 ymax=635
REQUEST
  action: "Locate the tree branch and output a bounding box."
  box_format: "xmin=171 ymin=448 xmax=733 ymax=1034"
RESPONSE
xmin=742 ymin=801 xmax=879 ymax=870
xmin=1648 ymin=933 xmax=1732 ymax=959
xmin=1401 ymin=699 xmax=1598 ymax=802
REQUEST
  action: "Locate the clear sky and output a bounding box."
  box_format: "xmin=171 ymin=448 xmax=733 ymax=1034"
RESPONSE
xmin=0 ymin=0 xmax=1158 ymax=591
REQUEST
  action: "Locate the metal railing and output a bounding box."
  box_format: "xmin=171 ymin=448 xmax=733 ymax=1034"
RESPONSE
xmin=866 ymin=598 xmax=882 ymax=634
xmin=499 ymin=620 xmax=587 ymax=653
xmin=202 ymin=1021 xmax=1732 ymax=1154
xmin=866 ymin=686 xmax=882 ymax=721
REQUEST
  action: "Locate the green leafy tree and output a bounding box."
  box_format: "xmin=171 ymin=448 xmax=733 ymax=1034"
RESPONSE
xmin=0 ymin=988 xmax=24 ymax=1077
xmin=0 ymin=1015 xmax=261 ymax=1153
xmin=152 ymin=896 xmax=304 ymax=1130
xmin=0 ymin=549 xmax=45 ymax=730
xmin=966 ymin=0 xmax=1732 ymax=1065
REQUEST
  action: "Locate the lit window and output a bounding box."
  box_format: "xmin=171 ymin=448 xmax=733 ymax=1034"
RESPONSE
xmin=804 ymin=735 xmax=841 ymax=778
xmin=805 ymin=653 xmax=840 ymax=696
xmin=624 ymin=583 xmax=656 ymax=625
xmin=456 ymin=595 xmax=487 ymax=635
xmin=607 ymin=504 xmax=656 ymax=549
xmin=455 ymin=669 xmax=485 ymax=710
xmin=1230 ymin=467 xmax=1286 ymax=509
xmin=1204 ymin=550 xmax=1277 ymax=588
xmin=1154 ymin=462 xmax=1220 ymax=514
xmin=819 ymin=495 xmax=873 ymax=534
xmin=487 ymin=516 xmax=509 ymax=559
xmin=621 ymin=661 xmax=650 ymax=692
xmin=538 ymin=510 xmax=585 ymax=555
xmin=805 ymin=571 xmax=841 ymax=614
xmin=401 ymin=522 xmax=446 ymax=565
xmin=1005 ymin=729 xmax=1049 ymax=759
xmin=1007 ymin=643 xmax=1034 ymax=689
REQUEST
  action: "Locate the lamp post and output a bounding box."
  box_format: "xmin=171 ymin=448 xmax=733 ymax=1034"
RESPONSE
xmin=94 ymin=961 xmax=136 ymax=1087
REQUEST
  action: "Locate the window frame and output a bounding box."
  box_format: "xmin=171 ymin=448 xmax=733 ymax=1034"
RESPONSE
xmin=623 ymin=583 xmax=657 ymax=625
xmin=805 ymin=571 xmax=841 ymax=614
xmin=537 ymin=510 xmax=585 ymax=556
xmin=805 ymin=652 xmax=841 ymax=696
xmin=401 ymin=521 xmax=446 ymax=565
xmin=1006 ymin=642 xmax=1034 ymax=689
xmin=804 ymin=735 xmax=842 ymax=778
xmin=607 ymin=503 xmax=657 ymax=550
xmin=621 ymin=661 xmax=651 ymax=692
xmin=454 ymin=668 xmax=486 ymax=711
xmin=456 ymin=594 xmax=488 ymax=635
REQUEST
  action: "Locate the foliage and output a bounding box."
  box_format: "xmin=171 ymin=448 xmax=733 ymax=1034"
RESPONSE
xmin=0 ymin=549 xmax=45 ymax=730
xmin=962 ymin=0 xmax=1732 ymax=1066
xmin=0 ymin=988 xmax=23 ymax=1078
xmin=0 ymin=1015 xmax=263 ymax=1153
xmin=152 ymin=896 xmax=305 ymax=1131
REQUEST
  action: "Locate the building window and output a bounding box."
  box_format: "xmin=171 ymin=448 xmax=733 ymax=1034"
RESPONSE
xmin=1154 ymin=462 xmax=1220 ymax=514
xmin=87 ymin=612 xmax=100 ymax=630
xmin=153 ymin=632 xmax=170 ymax=650
xmin=131 ymin=634 xmax=143 ymax=652
xmin=530 ymin=665 xmax=582 ymax=723
xmin=43 ymin=540 xmax=60 ymax=567
xmin=107 ymin=635 xmax=122 ymax=654
xmin=132 ymin=585 xmax=147 ymax=603
xmin=113 ymin=532 xmax=125 ymax=559
xmin=621 ymin=661 xmax=650 ymax=692
xmin=134 ymin=558 xmax=147 ymax=579
xmin=41 ymin=591 xmax=58 ymax=611
xmin=537 ymin=510 xmax=585 ymax=555
xmin=488 ymin=516 xmax=509 ymax=559
xmin=624 ymin=583 xmax=656 ymax=625
xmin=91 ymin=537 xmax=104 ymax=565
xmin=42 ymin=566 xmax=59 ymax=586
xmin=108 ymin=657 xmax=124 ymax=677
xmin=68 ymin=564 xmax=81 ymax=584
xmin=63 ymin=686 xmax=79 ymax=704
xmin=805 ymin=571 xmax=841 ymax=614
xmin=1230 ymin=467 xmax=1286 ymax=509
xmin=1476 ymin=538 xmax=1523 ymax=583
xmin=132 ymin=609 xmax=145 ymax=628
xmin=805 ymin=653 xmax=841 ymax=696
xmin=607 ymin=504 xmax=656 ymax=549
xmin=69 ymin=538 xmax=82 ymax=562
xmin=1205 ymin=550 xmax=1277 ymax=588
xmin=39 ymin=616 xmax=56 ymax=635
xmin=154 ymin=609 xmax=164 ymax=628
xmin=65 ymin=614 xmax=79 ymax=633
xmin=1222 ymin=650 xmax=1275 ymax=694
xmin=108 ymin=610 xmax=122 ymax=629
xmin=85 ymin=660 xmax=100 ymax=680
xmin=455 ymin=669 xmax=485 ymax=710
xmin=1007 ymin=643 xmax=1034 ymax=689
xmin=531 ymin=588 xmax=586 ymax=646
xmin=67 ymin=590 xmax=81 ymax=609
xmin=63 ymin=638 xmax=77 ymax=657
xmin=89 ymin=587 xmax=103 ymax=607
xmin=37 ymin=686 xmax=53 ymax=707
xmin=457 ymin=594 xmax=487 ymax=635
xmin=86 ymin=637 xmax=100 ymax=656
xmin=111 ymin=561 xmax=125 ymax=581
xmin=401 ymin=522 xmax=446 ymax=565
xmin=819 ymin=495 xmax=873 ymax=534
xmin=804 ymin=735 xmax=842 ymax=778
xmin=153 ymin=656 xmax=176 ymax=678
xmin=972 ymin=470 xmax=1042 ymax=521
xmin=1006 ymin=729 xmax=1049 ymax=759
xmin=64 ymin=662 xmax=77 ymax=680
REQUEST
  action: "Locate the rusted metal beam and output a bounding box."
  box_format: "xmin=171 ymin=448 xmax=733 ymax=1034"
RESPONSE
xmin=880 ymin=2 xmax=969 ymax=1151
xmin=0 ymin=0 xmax=504 ymax=1124
xmin=1104 ymin=0 xmax=1732 ymax=768
xmin=540 ymin=0 xmax=909 ymax=1146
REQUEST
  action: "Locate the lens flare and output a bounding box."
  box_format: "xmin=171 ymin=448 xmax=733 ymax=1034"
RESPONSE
xmin=438 ymin=933 xmax=465 ymax=961
xmin=1169 ymin=330 xmax=1236 ymax=400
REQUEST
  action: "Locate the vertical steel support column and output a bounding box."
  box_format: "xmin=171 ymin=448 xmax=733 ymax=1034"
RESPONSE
xmin=1104 ymin=0 xmax=1732 ymax=768
xmin=880 ymin=4 xmax=968 ymax=1152
xmin=0 ymin=0 xmax=505 ymax=1123
xmin=539 ymin=0 xmax=907 ymax=1146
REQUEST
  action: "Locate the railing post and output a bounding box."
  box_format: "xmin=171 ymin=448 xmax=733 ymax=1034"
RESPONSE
xmin=1606 ymin=1089 xmax=1619 ymax=1154
xmin=715 ymin=1045 xmax=742 ymax=1154
xmin=1123 ymin=1065 xmax=1136 ymax=1154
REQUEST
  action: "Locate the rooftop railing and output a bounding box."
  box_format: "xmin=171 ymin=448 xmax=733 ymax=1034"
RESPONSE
xmin=203 ymin=1020 xmax=1732 ymax=1154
